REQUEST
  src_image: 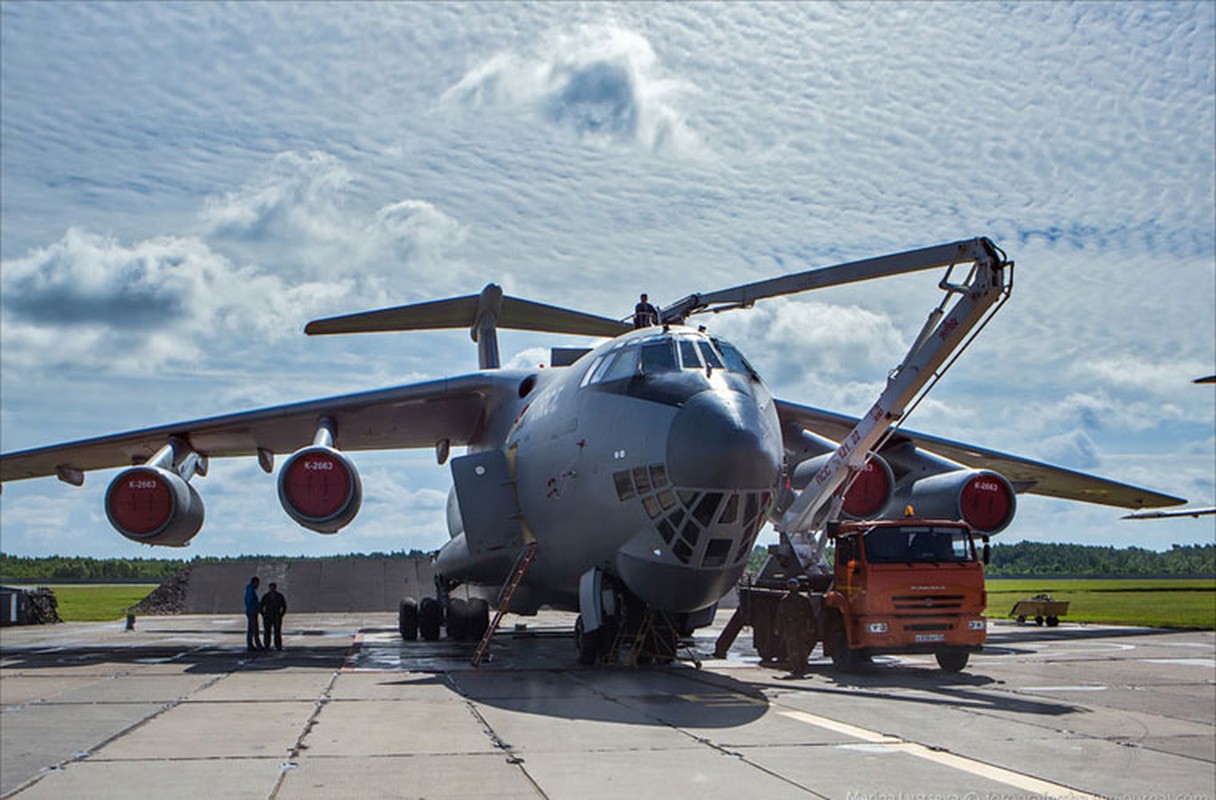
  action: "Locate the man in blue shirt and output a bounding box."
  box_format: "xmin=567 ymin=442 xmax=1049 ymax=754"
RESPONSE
xmin=244 ymin=576 xmax=264 ymax=651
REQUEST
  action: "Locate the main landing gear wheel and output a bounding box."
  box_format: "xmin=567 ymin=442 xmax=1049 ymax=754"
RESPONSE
xmin=935 ymin=649 xmax=970 ymax=673
xmin=419 ymin=597 xmax=443 ymax=642
xmin=398 ymin=598 xmax=418 ymax=641
xmin=444 ymin=598 xmax=491 ymax=642
xmin=467 ymin=598 xmax=490 ymax=641
xmin=575 ymin=615 xmax=602 ymax=666
xmin=447 ymin=598 xmax=470 ymax=641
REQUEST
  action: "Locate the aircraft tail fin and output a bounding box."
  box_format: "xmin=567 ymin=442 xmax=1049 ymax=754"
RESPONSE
xmin=305 ymin=284 xmax=630 ymax=369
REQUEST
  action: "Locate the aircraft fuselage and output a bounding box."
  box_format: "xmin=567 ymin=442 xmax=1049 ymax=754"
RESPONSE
xmin=437 ymin=325 xmax=784 ymax=615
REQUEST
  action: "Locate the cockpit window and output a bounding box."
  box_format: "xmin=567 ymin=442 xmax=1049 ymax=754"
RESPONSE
xmin=697 ymin=340 xmax=725 ymax=370
xmin=598 ymin=346 xmax=639 ymax=382
xmin=579 ymin=355 xmax=604 ymax=387
xmin=640 ymin=340 xmax=678 ymax=374
xmin=711 ymin=337 xmax=758 ymax=379
xmin=678 ymin=339 xmax=702 ymax=369
xmin=582 ymin=333 xmax=762 ymax=391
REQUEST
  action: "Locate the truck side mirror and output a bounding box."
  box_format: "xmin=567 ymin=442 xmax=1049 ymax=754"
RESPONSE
xmin=982 ymin=537 xmax=990 ymax=565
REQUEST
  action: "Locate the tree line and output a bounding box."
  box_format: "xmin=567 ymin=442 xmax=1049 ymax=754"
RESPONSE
xmin=985 ymin=541 xmax=1214 ymax=576
xmin=747 ymin=541 xmax=1214 ymax=576
xmin=3 ymin=543 xmax=1212 ymax=583
xmin=0 ymin=550 xmax=432 ymax=582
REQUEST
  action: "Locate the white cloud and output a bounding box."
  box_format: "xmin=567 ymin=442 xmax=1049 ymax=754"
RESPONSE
xmin=442 ymin=22 xmax=704 ymax=156
xmin=1081 ymin=355 xmax=1216 ymax=396
xmin=202 ymin=151 xmax=469 ymax=286
xmin=0 ymin=228 xmax=334 ymax=372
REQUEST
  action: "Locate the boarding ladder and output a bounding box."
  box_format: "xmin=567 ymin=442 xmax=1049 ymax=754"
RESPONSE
xmin=471 ymin=541 xmax=538 ymax=667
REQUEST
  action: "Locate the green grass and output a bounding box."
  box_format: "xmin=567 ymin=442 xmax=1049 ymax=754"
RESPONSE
xmin=40 ymin=578 xmax=1216 ymax=629
xmin=986 ymin=577 xmax=1216 ymax=629
xmin=44 ymin=584 xmax=156 ymax=622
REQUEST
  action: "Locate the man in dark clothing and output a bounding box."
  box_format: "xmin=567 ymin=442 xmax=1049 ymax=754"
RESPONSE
xmin=633 ymin=293 xmax=659 ymax=328
xmin=260 ymin=582 xmax=287 ymax=651
xmin=776 ymin=577 xmax=815 ymax=675
xmin=244 ymin=576 xmax=263 ymax=651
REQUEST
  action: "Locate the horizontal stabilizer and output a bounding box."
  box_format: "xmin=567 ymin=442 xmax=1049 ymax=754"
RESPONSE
xmin=305 ymin=289 xmax=630 ymax=338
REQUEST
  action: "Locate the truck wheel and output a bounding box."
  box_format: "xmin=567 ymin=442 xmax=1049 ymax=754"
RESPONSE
xmin=398 ymin=598 xmax=418 ymax=641
xmin=936 ymin=649 xmax=969 ymax=672
xmin=1046 ymin=616 xmax=1059 ymax=627
xmin=826 ymin=617 xmax=860 ymax=673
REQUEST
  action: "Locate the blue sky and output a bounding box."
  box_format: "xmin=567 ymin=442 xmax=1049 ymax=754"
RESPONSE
xmin=1 ymin=2 xmax=1213 ymax=558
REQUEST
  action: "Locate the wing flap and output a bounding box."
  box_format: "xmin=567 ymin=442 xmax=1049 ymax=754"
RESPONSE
xmin=1 ymin=373 xmax=518 ymax=483
xmin=775 ymin=399 xmax=1186 ymax=510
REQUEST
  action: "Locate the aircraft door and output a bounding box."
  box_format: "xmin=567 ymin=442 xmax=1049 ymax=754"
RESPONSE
xmin=450 ymin=451 xmax=524 ymax=559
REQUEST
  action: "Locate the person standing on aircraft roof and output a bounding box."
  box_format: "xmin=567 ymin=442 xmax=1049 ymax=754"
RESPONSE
xmin=244 ymin=576 xmax=264 ymax=652
xmin=260 ymin=582 xmax=287 ymax=651
xmin=777 ymin=577 xmax=815 ymax=676
xmin=634 ymin=293 xmax=659 ymax=328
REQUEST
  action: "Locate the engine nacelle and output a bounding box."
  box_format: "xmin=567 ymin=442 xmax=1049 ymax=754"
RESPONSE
xmin=277 ymin=446 xmax=362 ymax=533
xmin=791 ymin=454 xmax=895 ymax=520
xmin=891 ymin=469 xmax=1016 ymax=534
xmin=105 ymin=466 xmax=204 ymax=547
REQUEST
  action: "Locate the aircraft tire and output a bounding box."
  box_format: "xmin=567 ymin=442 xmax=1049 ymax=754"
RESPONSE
xmin=935 ymin=648 xmax=969 ymax=672
xmin=447 ymin=598 xmax=470 ymax=641
xmin=575 ymin=615 xmax=601 ymax=666
xmin=399 ymin=598 xmax=418 ymax=641
xmin=468 ymin=598 xmax=490 ymax=641
xmin=419 ymin=597 xmax=443 ymax=641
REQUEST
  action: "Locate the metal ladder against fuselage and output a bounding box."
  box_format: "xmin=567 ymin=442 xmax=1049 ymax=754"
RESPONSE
xmin=471 ymin=541 xmax=539 ymax=667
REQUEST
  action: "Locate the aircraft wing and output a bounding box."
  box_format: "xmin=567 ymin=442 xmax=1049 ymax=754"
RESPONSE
xmin=774 ymin=399 xmax=1186 ymax=510
xmin=0 ymin=373 xmax=521 ymax=484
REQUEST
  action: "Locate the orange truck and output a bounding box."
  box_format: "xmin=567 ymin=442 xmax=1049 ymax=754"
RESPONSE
xmin=717 ymin=518 xmax=989 ymax=672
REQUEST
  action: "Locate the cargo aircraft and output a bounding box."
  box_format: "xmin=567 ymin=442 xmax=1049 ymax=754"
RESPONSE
xmin=0 ymin=238 xmax=1185 ymax=662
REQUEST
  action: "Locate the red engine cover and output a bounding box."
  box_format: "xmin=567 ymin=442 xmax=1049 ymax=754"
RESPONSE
xmin=841 ymin=459 xmax=893 ymax=518
xmin=960 ymin=474 xmax=1015 ymax=532
xmin=107 ymin=468 xmax=173 ymax=535
xmin=277 ymin=446 xmax=362 ymax=533
xmin=104 ymin=466 xmax=204 ymax=546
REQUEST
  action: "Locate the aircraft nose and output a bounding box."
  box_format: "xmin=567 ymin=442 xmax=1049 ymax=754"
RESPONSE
xmin=666 ymin=389 xmax=782 ymax=490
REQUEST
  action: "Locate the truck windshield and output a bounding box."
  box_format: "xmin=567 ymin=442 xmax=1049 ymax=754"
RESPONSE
xmin=862 ymin=526 xmax=974 ymax=564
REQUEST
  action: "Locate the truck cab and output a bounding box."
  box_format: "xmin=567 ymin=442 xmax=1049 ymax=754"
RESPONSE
xmin=823 ymin=519 xmax=987 ymax=672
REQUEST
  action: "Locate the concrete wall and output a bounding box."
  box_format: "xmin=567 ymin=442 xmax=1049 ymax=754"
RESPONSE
xmin=183 ymin=558 xmax=437 ymax=614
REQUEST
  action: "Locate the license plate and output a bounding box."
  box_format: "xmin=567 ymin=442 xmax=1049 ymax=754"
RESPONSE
xmin=915 ymin=633 xmax=945 ymax=643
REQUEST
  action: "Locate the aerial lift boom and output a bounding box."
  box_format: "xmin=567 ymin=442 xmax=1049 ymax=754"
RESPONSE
xmin=756 ymin=238 xmax=1014 ymax=571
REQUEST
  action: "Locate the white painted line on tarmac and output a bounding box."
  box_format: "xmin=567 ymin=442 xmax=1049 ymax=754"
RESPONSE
xmin=1021 ymin=685 xmax=1109 ymax=692
xmin=1155 ymin=642 xmax=1214 ymax=649
xmin=1141 ymin=658 xmax=1216 ymax=668
xmin=778 ymin=709 xmax=1103 ymax=799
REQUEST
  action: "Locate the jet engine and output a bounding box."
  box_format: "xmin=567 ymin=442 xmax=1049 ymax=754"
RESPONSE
xmin=277 ymin=445 xmax=362 ymax=533
xmin=890 ymin=469 xmax=1016 ymax=534
xmin=791 ymin=453 xmax=895 ymax=520
xmin=105 ymin=465 xmax=204 ymax=547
